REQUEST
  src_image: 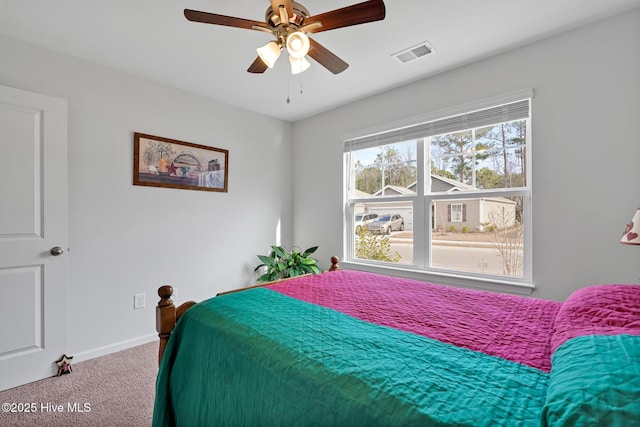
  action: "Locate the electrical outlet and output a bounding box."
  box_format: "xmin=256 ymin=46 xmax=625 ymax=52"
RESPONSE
xmin=134 ymin=293 xmax=145 ymax=310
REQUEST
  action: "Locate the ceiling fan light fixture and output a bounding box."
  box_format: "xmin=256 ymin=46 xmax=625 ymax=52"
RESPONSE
xmin=184 ymin=0 xmax=387 ymax=75
xmin=286 ymin=31 xmax=310 ymax=59
xmin=289 ymin=55 xmax=311 ymax=75
xmin=257 ymin=41 xmax=281 ymax=68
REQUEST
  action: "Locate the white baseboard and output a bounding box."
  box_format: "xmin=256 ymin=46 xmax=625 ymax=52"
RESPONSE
xmin=71 ymin=333 xmax=158 ymax=364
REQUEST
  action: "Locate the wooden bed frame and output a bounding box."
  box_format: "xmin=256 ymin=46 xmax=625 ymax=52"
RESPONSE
xmin=156 ymin=257 xmax=341 ymax=366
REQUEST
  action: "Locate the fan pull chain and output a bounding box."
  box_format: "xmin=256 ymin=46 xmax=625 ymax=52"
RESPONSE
xmin=286 ymin=77 xmax=291 ymax=104
xmin=285 ymin=75 xmax=304 ymax=103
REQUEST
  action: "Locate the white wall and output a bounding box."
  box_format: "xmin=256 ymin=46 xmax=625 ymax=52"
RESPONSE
xmin=0 ymin=34 xmax=293 ymax=358
xmin=292 ymin=9 xmax=640 ymax=302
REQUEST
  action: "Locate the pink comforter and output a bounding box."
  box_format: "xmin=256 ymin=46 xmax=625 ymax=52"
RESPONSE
xmin=551 ymin=283 xmax=640 ymax=352
xmin=270 ymin=270 xmax=562 ymax=372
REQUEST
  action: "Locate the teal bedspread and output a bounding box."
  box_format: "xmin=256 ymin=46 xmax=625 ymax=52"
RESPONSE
xmin=154 ymin=288 xmax=548 ymax=426
xmin=543 ymin=335 xmax=640 ymax=426
xmin=153 ymin=272 xmax=640 ymax=426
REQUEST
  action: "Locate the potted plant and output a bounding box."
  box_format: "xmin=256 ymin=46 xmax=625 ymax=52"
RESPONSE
xmin=254 ymin=245 xmax=322 ymax=282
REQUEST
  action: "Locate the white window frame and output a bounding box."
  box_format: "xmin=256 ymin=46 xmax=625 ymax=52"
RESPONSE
xmin=342 ymin=90 xmax=534 ymax=294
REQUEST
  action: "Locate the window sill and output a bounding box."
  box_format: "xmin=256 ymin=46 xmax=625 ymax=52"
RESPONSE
xmin=339 ymin=260 xmax=535 ymax=296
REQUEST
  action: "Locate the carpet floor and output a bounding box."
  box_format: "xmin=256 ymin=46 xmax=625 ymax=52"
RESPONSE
xmin=0 ymin=341 xmax=158 ymax=427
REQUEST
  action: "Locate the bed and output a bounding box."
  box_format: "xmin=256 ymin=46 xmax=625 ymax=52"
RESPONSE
xmin=153 ymin=261 xmax=640 ymax=426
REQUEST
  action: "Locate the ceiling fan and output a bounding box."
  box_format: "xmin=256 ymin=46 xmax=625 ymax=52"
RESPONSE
xmin=184 ymin=0 xmax=386 ymax=75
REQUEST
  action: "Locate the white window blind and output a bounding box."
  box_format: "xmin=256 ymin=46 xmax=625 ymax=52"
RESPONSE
xmin=344 ymin=99 xmax=530 ymax=152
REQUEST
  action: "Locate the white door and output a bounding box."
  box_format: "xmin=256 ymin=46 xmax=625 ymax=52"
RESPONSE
xmin=0 ymin=85 xmax=68 ymax=391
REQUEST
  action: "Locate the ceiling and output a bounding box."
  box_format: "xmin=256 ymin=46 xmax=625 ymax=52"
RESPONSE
xmin=1 ymin=0 xmax=639 ymax=122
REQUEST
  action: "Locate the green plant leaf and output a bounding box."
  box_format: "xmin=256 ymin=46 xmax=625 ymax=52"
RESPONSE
xmin=257 ymin=272 xmax=273 ymax=282
xmin=272 ymin=246 xmax=286 ymax=258
xmin=302 ymin=246 xmax=318 ymax=256
xmin=257 ymin=255 xmax=275 ymax=266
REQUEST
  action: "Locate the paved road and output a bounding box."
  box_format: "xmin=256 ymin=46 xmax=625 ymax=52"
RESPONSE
xmin=367 ymin=232 xmax=522 ymax=276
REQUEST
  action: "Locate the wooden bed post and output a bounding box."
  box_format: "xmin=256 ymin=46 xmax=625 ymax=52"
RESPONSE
xmin=156 ymin=285 xmax=176 ymax=367
xmin=156 ymin=286 xmax=197 ymax=367
xmin=329 ymin=256 xmax=340 ymax=271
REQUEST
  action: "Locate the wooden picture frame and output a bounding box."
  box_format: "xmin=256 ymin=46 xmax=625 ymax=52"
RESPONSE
xmin=133 ymin=133 xmax=228 ymax=192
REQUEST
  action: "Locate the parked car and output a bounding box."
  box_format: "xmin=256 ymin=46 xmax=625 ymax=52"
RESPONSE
xmin=367 ymin=214 xmax=404 ymax=234
xmin=355 ymin=213 xmax=378 ymax=233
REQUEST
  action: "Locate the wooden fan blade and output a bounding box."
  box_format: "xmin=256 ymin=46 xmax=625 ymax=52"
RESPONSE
xmin=307 ymin=38 xmax=349 ymax=74
xmin=184 ymin=9 xmax=268 ymax=31
xmin=305 ymin=0 xmax=385 ymax=33
xmin=247 ymin=56 xmax=269 ymax=74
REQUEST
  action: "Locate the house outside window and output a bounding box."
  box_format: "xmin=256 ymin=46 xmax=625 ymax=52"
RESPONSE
xmin=343 ymin=92 xmax=532 ymax=287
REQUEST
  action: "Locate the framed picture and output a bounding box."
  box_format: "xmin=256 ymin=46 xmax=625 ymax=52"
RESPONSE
xmin=133 ymin=133 xmax=228 ymax=192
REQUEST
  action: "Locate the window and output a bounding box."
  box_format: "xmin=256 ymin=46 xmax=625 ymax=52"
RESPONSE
xmin=344 ymin=94 xmax=531 ymax=286
xmin=449 ymin=204 xmax=464 ymax=222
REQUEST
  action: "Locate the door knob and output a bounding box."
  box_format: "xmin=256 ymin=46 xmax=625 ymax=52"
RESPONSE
xmin=50 ymin=246 xmax=64 ymax=256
